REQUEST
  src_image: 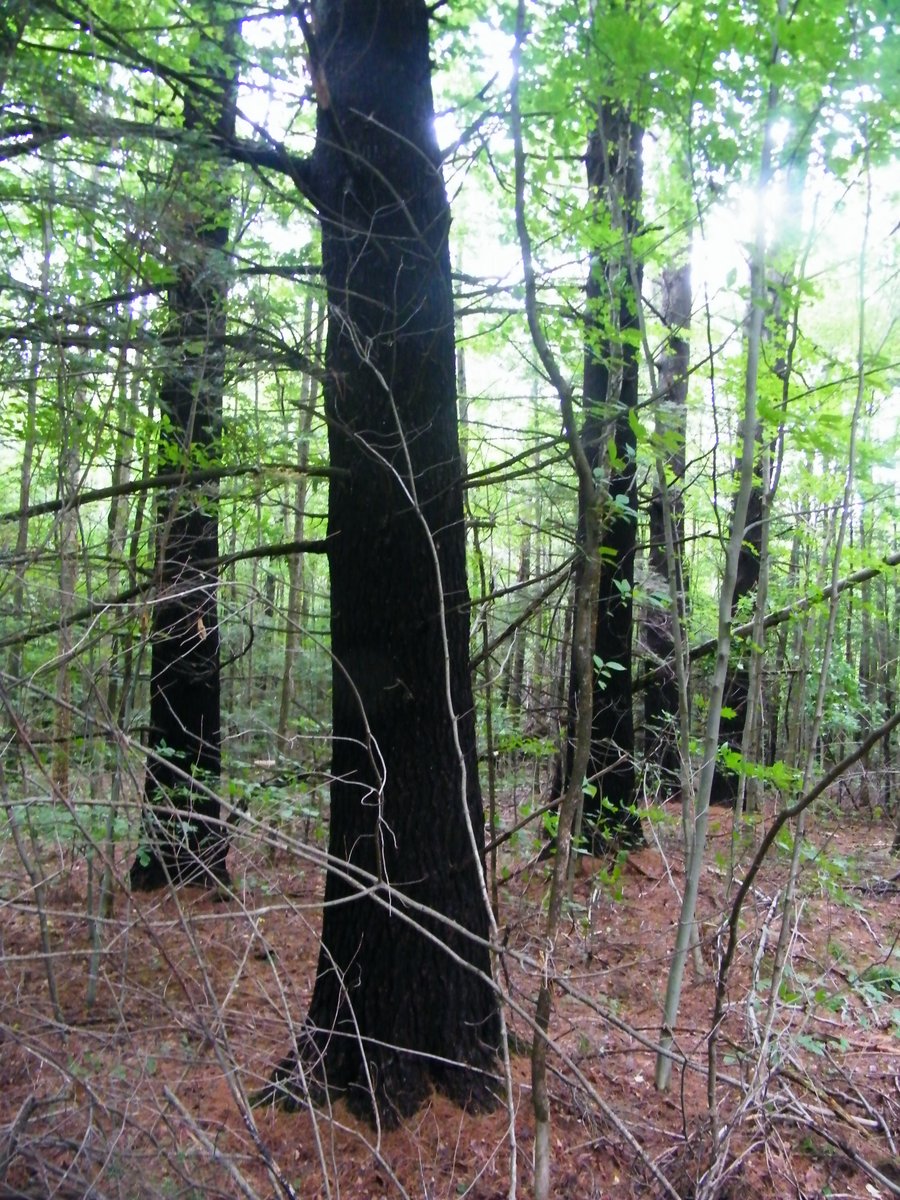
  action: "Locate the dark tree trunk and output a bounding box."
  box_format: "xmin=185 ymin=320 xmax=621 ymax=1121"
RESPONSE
xmin=644 ymin=264 xmax=690 ymax=799
xmin=270 ymin=0 xmax=499 ymax=1125
xmin=711 ymin=264 xmax=796 ymax=806
xmin=130 ymin=31 xmax=236 ymax=890
xmin=709 ymin=431 xmax=764 ymax=806
xmin=576 ymin=103 xmax=645 ymax=851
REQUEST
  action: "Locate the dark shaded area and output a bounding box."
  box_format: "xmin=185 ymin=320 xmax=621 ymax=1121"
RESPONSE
xmin=709 ymin=442 xmax=764 ymax=808
xmin=557 ymin=102 xmax=645 ymax=854
xmin=264 ymin=0 xmax=499 ymax=1125
xmin=130 ymin=34 xmax=237 ymax=891
xmin=644 ymin=265 xmax=690 ymax=800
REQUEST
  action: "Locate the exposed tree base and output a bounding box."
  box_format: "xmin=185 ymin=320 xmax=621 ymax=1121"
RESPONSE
xmin=254 ymin=1030 xmax=500 ymax=1129
xmin=582 ymin=816 xmax=646 ymax=856
xmin=129 ymin=850 xmax=231 ymax=893
xmin=709 ymin=769 xmax=739 ymax=808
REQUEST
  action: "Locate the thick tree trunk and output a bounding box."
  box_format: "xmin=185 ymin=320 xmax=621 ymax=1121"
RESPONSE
xmin=645 ymin=264 xmax=690 ymax=799
xmin=709 ymin=426 xmax=764 ymax=806
xmin=562 ymin=102 xmax=644 ymax=851
xmin=273 ymin=0 xmax=498 ymax=1125
xmin=130 ymin=27 xmax=236 ymax=890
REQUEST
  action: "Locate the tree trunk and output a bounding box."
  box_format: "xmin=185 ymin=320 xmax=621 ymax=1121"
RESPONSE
xmin=656 ymin=19 xmax=783 ymax=1081
xmin=53 ymin=377 xmax=78 ymax=800
xmin=645 ymin=264 xmax=690 ymax=799
xmin=501 ymin=535 xmax=531 ymax=716
xmin=277 ymin=298 xmax=321 ymax=751
xmin=272 ymin=0 xmax=499 ymax=1125
xmin=130 ymin=23 xmax=237 ymax=890
xmin=0 ymin=0 xmax=29 ymax=99
xmin=709 ymin=423 xmax=764 ymax=806
xmin=7 ymin=205 xmax=49 ymax=687
xmin=564 ymin=101 xmax=645 ymax=851
xmin=879 ymin=568 xmax=896 ymax=817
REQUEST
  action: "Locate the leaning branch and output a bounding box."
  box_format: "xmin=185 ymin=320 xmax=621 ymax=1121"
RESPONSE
xmin=0 ymin=112 xmax=318 ymax=203
xmin=469 ymin=566 xmax=572 ymax=673
xmin=0 ymin=538 xmax=331 ymax=654
xmin=634 ymin=549 xmax=900 ymax=694
xmin=0 ymin=464 xmax=339 ymax=526
xmin=0 ymin=464 xmax=338 ymax=526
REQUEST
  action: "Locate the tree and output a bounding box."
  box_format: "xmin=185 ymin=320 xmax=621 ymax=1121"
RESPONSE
xmin=267 ymin=0 xmax=500 ymax=1123
xmin=644 ymin=263 xmax=690 ymax=799
xmin=708 ymin=417 xmax=765 ymax=807
xmin=557 ymin=99 xmax=645 ymax=853
xmin=130 ymin=15 xmax=238 ymax=890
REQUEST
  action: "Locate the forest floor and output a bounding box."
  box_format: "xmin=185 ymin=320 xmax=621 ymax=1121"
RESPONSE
xmin=1 ymin=783 xmax=898 ymax=1200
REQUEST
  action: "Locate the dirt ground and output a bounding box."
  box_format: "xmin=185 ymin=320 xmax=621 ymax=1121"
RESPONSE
xmin=1 ymin=790 xmax=898 ymax=1199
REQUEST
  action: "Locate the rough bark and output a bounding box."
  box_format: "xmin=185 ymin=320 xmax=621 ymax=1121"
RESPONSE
xmin=709 ymin=420 xmax=764 ymax=807
xmin=560 ymin=101 xmax=645 ymax=851
xmin=644 ymin=264 xmax=690 ymax=798
xmin=130 ymin=24 xmax=237 ymax=890
xmin=269 ymin=0 xmax=499 ymax=1125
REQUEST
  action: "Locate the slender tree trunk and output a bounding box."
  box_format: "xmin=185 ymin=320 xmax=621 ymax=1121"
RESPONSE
xmin=879 ymin=568 xmax=896 ymax=820
xmin=857 ymin=511 xmax=873 ymax=806
xmin=501 ymin=535 xmax=531 ymax=715
xmin=656 ymin=13 xmax=784 ymax=1084
xmin=103 ymin=343 xmax=140 ymax=723
xmin=767 ymin=521 xmax=802 ymax=766
xmin=7 ymin=206 xmax=49 ymax=687
xmin=763 ymin=163 xmax=874 ymax=1023
xmin=509 ymin=13 xmax=608 ymax=1186
xmin=709 ymin=421 xmax=765 ymax=807
xmin=130 ymin=20 xmax=237 ymax=890
xmin=53 ymin=358 xmax=79 ymax=799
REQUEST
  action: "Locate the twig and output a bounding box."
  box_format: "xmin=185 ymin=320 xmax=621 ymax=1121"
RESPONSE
xmin=163 ymin=1086 xmax=280 ymax=1200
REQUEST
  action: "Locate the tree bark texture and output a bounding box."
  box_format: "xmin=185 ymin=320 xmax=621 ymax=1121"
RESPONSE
xmin=562 ymin=102 xmax=644 ymax=851
xmin=281 ymin=0 xmax=499 ymax=1124
xmin=709 ymin=425 xmax=764 ymax=806
xmin=130 ymin=26 xmax=236 ymax=890
xmin=644 ymin=264 xmax=690 ymax=798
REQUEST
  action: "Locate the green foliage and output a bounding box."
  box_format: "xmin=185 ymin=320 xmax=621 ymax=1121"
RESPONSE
xmin=593 ymin=654 xmax=626 ymax=692
xmin=719 ymin=749 xmax=801 ymax=793
xmin=2 ymin=799 xmax=131 ymax=852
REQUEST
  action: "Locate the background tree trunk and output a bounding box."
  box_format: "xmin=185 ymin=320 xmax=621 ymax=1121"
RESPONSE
xmin=709 ymin=422 xmax=764 ymax=806
xmin=130 ymin=20 xmax=237 ymax=890
xmin=277 ymin=298 xmax=321 ymax=752
xmin=560 ymin=101 xmax=645 ymax=851
xmin=645 ymin=263 xmax=690 ymax=800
